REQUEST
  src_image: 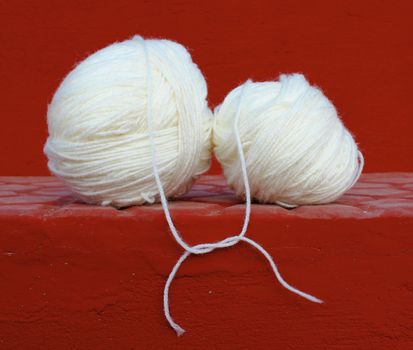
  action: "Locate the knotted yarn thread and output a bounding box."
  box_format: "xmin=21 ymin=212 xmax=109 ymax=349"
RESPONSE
xmin=140 ymin=38 xmax=324 ymax=335
xmin=44 ymin=36 xmax=212 ymax=207
xmin=213 ymin=74 xmax=364 ymax=207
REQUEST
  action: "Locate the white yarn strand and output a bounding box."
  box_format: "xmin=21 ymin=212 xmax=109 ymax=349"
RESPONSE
xmin=163 ymin=251 xmax=191 ymax=336
xmin=139 ymin=51 xmax=324 ymax=334
xmin=240 ymin=237 xmax=323 ymax=304
xmin=234 ymin=81 xmax=252 ymax=238
xmin=140 ymin=37 xmax=200 ymax=255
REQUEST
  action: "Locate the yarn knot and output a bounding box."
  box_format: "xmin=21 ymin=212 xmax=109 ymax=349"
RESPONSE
xmin=184 ymin=234 xmax=242 ymax=255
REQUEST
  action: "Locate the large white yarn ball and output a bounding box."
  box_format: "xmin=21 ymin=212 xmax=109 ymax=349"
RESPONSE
xmin=213 ymin=74 xmax=362 ymax=206
xmin=44 ymin=36 xmax=212 ymax=207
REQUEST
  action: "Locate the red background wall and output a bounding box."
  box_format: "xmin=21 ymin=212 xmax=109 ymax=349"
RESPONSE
xmin=0 ymin=0 xmax=412 ymax=175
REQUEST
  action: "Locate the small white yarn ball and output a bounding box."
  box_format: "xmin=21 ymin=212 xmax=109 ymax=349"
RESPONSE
xmin=44 ymin=36 xmax=212 ymax=207
xmin=213 ymin=73 xmax=362 ymax=206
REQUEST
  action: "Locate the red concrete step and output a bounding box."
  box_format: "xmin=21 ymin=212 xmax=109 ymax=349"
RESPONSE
xmin=0 ymin=174 xmax=412 ymax=349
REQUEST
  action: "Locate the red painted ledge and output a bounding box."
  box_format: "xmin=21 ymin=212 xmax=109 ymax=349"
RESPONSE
xmin=0 ymin=173 xmax=412 ymax=349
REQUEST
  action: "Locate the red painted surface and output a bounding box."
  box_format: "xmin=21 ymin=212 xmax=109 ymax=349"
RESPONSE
xmin=0 ymin=174 xmax=412 ymax=349
xmin=0 ymin=0 xmax=412 ymax=175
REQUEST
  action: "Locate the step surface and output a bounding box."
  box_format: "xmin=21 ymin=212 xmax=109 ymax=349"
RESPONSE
xmin=0 ymin=174 xmax=412 ymax=349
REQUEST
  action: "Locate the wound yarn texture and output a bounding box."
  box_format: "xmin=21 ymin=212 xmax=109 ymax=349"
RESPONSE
xmin=44 ymin=36 xmax=212 ymax=207
xmin=213 ymin=74 xmax=363 ymax=207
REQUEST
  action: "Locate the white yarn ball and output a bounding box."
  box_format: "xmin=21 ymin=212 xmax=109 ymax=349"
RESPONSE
xmin=213 ymin=74 xmax=363 ymax=206
xmin=44 ymin=36 xmax=212 ymax=207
